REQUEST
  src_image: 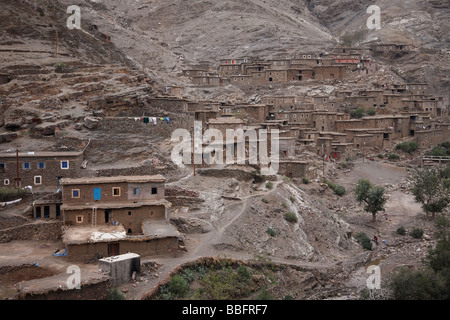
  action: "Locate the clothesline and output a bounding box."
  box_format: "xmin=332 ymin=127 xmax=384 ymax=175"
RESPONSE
xmin=130 ymin=116 xmax=171 ymax=124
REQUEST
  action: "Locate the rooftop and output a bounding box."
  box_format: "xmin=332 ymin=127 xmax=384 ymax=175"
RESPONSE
xmin=60 ymin=175 xmax=166 ymax=186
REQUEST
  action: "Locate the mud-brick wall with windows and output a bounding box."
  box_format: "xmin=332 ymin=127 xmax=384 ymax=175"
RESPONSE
xmin=0 ymin=152 xmax=83 ymax=189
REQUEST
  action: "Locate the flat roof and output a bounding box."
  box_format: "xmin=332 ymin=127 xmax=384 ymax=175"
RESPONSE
xmin=0 ymin=151 xmax=83 ymax=158
xmin=61 ymin=199 xmax=170 ymax=211
xmin=61 ymin=175 xmax=166 ymax=185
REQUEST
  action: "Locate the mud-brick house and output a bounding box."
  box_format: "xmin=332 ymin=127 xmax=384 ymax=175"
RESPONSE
xmin=60 ymin=175 xmax=180 ymax=262
xmin=0 ymin=151 xmax=84 ymax=190
xmin=33 ymin=192 xmax=63 ymax=220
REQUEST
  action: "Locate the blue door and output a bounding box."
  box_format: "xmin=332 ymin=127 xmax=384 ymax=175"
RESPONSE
xmin=93 ymin=188 xmax=101 ymax=200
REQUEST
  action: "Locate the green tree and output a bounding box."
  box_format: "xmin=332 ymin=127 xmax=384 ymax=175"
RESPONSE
xmin=411 ymin=168 xmax=450 ymax=219
xmin=389 ymin=215 xmax=450 ymax=300
xmin=355 ymin=179 xmax=387 ymax=222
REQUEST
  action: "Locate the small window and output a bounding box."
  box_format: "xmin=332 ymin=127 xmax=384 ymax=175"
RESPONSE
xmin=76 ymin=215 xmax=83 ymax=223
xmin=24 ymin=162 xmax=30 ymax=170
xmin=38 ymin=162 xmax=45 ymax=169
xmin=112 ymin=187 xmax=120 ymax=196
xmin=72 ymin=189 xmax=80 ymax=198
xmin=151 ymin=187 xmax=158 ymax=195
xmin=0 ymin=163 xmax=5 ymax=170
xmin=128 ymin=211 xmax=132 ymax=216
xmin=34 ymin=176 xmax=42 ymax=185
xmin=4 ymin=179 xmax=10 ymax=186
xmin=134 ymin=188 xmax=139 ymax=195
xmin=61 ymin=161 xmax=69 ymax=169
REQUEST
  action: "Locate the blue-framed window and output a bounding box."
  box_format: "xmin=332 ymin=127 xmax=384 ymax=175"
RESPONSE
xmin=61 ymin=161 xmax=69 ymax=169
xmin=24 ymin=162 xmax=30 ymax=169
xmin=72 ymin=189 xmax=80 ymax=198
xmin=38 ymin=162 xmax=45 ymax=169
xmin=134 ymin=188 xmax=139 ymax=195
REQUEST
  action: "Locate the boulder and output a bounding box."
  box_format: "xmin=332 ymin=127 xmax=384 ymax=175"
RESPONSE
xmin=83 ymin=116 xmax=100 ymax=130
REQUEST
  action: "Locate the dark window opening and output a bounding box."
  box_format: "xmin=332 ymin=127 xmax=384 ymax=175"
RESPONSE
xmin=56 ymin=205 xmax=61 ymax=217
xmin=105 ymin=210 xmax=110 ymax=223
xmin=36 ymin=207 xmax=41 ymax=219
xmin=151 ymin=188 xmax=157 ymax=195
xmin=128 ymin=211 xmax=132 ymax=216
xmin=128 ymin=229 xmax=132 ymax=234
xmin=44 ymin=206 xmax=50 ymax=219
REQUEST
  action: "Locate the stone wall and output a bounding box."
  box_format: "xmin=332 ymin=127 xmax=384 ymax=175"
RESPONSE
xmin=0 ymin=220 xmax=63 ymax=242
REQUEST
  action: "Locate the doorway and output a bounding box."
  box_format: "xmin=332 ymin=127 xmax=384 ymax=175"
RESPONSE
xmin=108 ymin=243 xmax=120 ymax=256
xmin=104 ymin=210 xmax=111 ymax=224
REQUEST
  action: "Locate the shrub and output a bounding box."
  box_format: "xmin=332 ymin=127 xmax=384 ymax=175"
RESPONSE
xmin=265 ymin=181 xmax=273 ymax=189
xmin=284 ymin=212 xmax=298 ymax=223
xmin=333 ymin=185 xmax=346 ymax=196
xmin=237 ymin=266 xmax=251 ymax=281
xmin=396 ymin=142 xmax=418 ymax=154
xmin=302 ymin=177 xmax=309 ymax=184
xmin=397 ymin=226 xmax=407 ymax=235
xmin=410 ymin=228 xmax=424 ymax=239
xmin=289 ymin=196 xmax=296 ymax=203
xmin=267 ymin=227 xmax=278 ymax=237
xmin=387 ymin=153 xmax=400 ymax=161
xmin=0 ymin=187 xmax=29 ymax=202
xmin=106 ymin=288 xmax=125 ymax=300
xmin=261 ymin=198 xmax=269 ymax=203
xmin=377 ymin=154 xmax=384 ymax=159
xmin=53 ymin=62 xmax=68 ymax=72
xmin=281 ymin=201 xmax=288 ymax=209
xmin=354 ymin=232 xmax=372 ymax=250
xmin=367 ymin=108 xmax=376 ymax=116
xmin=168 ymin=274 xmax=189 ymax=298
xmin=350 ymin=107 xmax=365 ymax=119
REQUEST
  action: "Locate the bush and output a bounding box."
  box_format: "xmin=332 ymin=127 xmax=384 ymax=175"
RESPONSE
xmin=410 ymin=228 xmax=424 ymax=239
xmin=377 ymin=154 xmax=384 ymax=159
xmin=350 ymin=107 xmax=365 ymax=119
xmin=267 ymin=228 xmax=277 ymax=237
xmin=354 ymin=232 xmax=372 ymax=250
xmin=261 ymin=198 xmax=269 ymax=203
xmin=54 ymin=62 xmax=68 ymax=72
xmin=106 ymin=288 xmax=125 ymax=300
xmin=366 ymin=108 xmax=376 ymax=116
xmin=387 ymin=153 xmax=400 ymax=161
xmin=237 ymin=266 xmax=251 ymax=281
xmin=333 ymin=185 xmax=346 ymax=196
xmin=396 ymin=142 xmax=419 ymax=154
xmin=302 ymin=177 xmax=309 ymax=184
xmin=168 ymin=274 xmax=189 ymax=298
xmin=397 ymin=226 xmax=407 ymax=235
xmin=0 ymin=187 xmax=29 ymax=202
xmin=284 ymin=212 xmax=298 ymax=223
xmin=265 ymin=181 xmax=273 ymax=189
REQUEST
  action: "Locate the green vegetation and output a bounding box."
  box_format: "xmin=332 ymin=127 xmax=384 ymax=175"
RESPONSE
xmin=411 ymin=168 xmax=450 ymax=219
xmin=386 ymin=153 xmax=400 ymax=161
xmin=377 ymin=154 xmax=384 ymax=159
xmin=396 ymin=226 xmax=406 ymax=235
xmin=53 ymin=62 xmax=68 ymax=72
xmin=281 ymin=201 xmax=288 ymax=209
xmin=265 ymin=181 xmax=273 ymax=189
xmin=350 ymin=107 xmax=376 ymax=119
xmin=284 ymin=211 xmax=298 ymax=223
xmin=106 ymin=288 xmax=125 ymax=300
xmin=266 ymin=227 xmax=279 ymax=237
xmin=323 ymin=178 xmax=346 ymax=196
xmin=354 ymin=232 xmax=372 ymax=251
xmin=410 ymin=228 xmax=424 ymax=239
xmin=396 ymin=141 xmax=419 ymax=154
xmin=355 ymin=179 xmax=387 ymax=222
xmin=261 ymin=198 xmax=269 ymax=204
xmin=389 ymin=215 xmax=450 ymax=299
xmin=302 ymin=177 xmax=309 ymax=184
xmin=428 ymin=142 xmax=450 ymax=157
xmin=0 ymin=187 xmax=29 ymax=202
